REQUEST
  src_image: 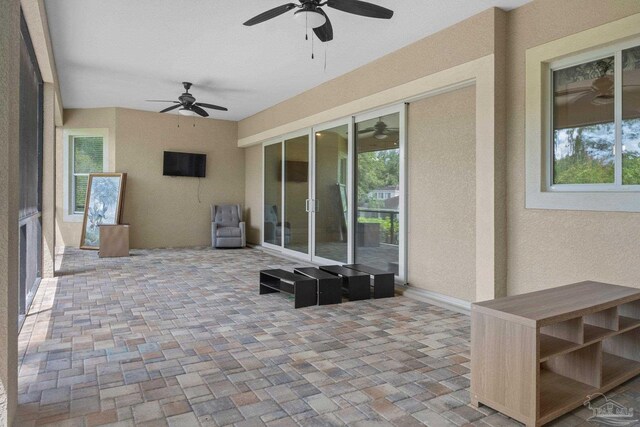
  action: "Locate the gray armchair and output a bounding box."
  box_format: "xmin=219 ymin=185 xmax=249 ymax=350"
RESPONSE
xmin=211 ymin=204 xmax=246 ymax=248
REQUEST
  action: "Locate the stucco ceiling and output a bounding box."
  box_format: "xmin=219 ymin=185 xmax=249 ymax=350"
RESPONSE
xmin=44 ymin=0 xmax=530 ymax=121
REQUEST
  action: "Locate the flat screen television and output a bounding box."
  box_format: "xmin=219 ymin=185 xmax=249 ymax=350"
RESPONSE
xmin=163 ymin=151 xmax=206 ymax=177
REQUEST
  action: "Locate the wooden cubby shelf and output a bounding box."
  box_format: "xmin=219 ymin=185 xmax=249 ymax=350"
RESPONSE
xmin=471 ymin=281 xmax=640 ymax=427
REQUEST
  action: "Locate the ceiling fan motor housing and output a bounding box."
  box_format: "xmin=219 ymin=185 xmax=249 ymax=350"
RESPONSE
xmin=179 ymin=94 xmax=196 ymax=105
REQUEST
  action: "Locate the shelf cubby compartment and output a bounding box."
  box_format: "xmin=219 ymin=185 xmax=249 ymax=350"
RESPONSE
xmin=541 ymin=342 xmax=602 ymax=388
xmin=584 ymin=307 xmax=618 ymax=342
xmin=539 ymin=368 xmax=597 ymax=425
xmin=539 ymin=317 xmax=583 ymax=360
xmin=619 ymin=300 xmax=640 ymax=326
xmin=539 ymin=342 xmax=602 ymax=423
xmin=602 ymin=328 xmax=640 ymax=388
xmin=540 ymin=317 xmax=583 ymax=343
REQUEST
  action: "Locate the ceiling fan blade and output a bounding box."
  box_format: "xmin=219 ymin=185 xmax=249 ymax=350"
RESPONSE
xmin=358 ymin=127 xmax=376 ymax=133
xmin=195 ymin=102 xmax=228 ymax=112
xmin=147 ymin=100 xmax=179 ymax=103
xmin=554 ymin=87 xmax=593 ymax=96
xmin=243 ymin=3 xmax=297 ymax=26
xmin=327 ymin=0 xmax=393 ymax=19
xmin=313 ymin=9 xmax=333 ymax=42
xmin=191 ymin=105 xmax=209 ymax=117
xmin=159 ymin=104 xmax=182 ymax=113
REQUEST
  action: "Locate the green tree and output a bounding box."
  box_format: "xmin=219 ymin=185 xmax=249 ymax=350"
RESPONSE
xmin=356 ymin=148 xmax=399 ymax=204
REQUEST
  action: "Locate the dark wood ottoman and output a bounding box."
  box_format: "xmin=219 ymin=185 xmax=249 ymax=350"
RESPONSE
xmin=259 ymin=269 xmax=317 ymax=309
xmin=319 ymin=265 xmax=371 ymax=301
xmin=344 ymin=264 xmax=395 ymax=298
xmin=294 ymin=267 xmax=342 ymax=305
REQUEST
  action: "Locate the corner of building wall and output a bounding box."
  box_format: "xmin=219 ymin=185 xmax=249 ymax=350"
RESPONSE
xmin=493 ymin=7 xmax=508 ymax=299
xmin=42 ymin=83 xmax=57 ymax=278
xmin=0 ymin=0 xmax=21 ymax=423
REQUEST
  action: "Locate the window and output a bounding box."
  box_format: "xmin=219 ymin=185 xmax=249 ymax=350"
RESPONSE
xmin=71 ymin=136 xmax=104 ymax=213
xmin=63 ymin=129 xmax=108 ymax=220
xmin=525 ymin=16 xmax=640 ymax=213
xmin=550 ymin=43 xmax=640 ymax=190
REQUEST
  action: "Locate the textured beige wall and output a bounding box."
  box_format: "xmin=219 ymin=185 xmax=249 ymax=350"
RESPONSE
xmin=408 ymin=86 xmax=477 ymax=301
xmin=115 ymin=108 xmax=243 ymax=248
xmin=238 ymin=8 xmax=501 ymax=140
xmin=42 ymin=83 xmax=56 ymax=278
xmin=55 ymin=108 xmax=116 ymax=247
xmin=506 ymin=1 xmax=640 ymax=295
xmin=244 ymin=145 xmax=262 ymax=244
xmin=0 ymin=0 xmax=20 ymax=423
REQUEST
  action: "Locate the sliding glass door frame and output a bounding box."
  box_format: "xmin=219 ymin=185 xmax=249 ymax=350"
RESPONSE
xmin=261 ymin=103 xmax=407 ymax=283
xmin=310 ymin=118 xmax=354 ymax=265
xmin=354 ymin=103 xmax=407 ymax=282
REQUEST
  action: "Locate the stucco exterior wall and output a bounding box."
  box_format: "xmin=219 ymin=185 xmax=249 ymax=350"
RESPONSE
xmin=407 ymin=86 xmax=477 ymax=301
xmin=244 ymin=144 xmax=262 ymax=245
xmin=115 ymin=108 xmax=243 ymax=249
xmin=505 ymin=1 xmax=640 ymax=295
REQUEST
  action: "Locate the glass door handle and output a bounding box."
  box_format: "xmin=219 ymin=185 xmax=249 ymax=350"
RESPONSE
xmin=305 ymin=199 xmax=310 ymax=212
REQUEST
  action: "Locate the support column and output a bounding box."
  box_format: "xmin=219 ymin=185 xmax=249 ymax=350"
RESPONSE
xmin=0 ymin=0 xmax=21 ymax=424
xmin=42 ymin=83 xmax=56 ymax=278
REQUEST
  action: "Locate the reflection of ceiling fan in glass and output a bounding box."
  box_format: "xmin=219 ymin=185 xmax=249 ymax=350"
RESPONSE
xmin=556 ymin=59 xmax=640 ymax=106
xmin=358 ymin=118 xmax=399 ymax=140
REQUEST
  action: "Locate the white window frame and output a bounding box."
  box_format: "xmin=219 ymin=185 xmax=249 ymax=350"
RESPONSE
xmin=525 ymin=13 xmax=640 ymax=212
xmin=547 ymin=39 xmax=640 ymax=192
xmin=63 ymin=128 xmax=109 ymax=222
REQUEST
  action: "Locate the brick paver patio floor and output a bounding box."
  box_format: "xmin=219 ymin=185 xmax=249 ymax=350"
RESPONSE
xmin=15 ymin=247 xmax=640 ymax=426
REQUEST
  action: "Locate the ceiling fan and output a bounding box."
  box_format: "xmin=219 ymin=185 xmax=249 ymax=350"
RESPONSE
xmin=554 ymin=59 xmax=640 ymax=106
xmin=556 ymin=74 xmax=615 ymax=106
xmin=146 ymin=82 xmax=228 ymax=117
xmin=243 ymin=0 xmax=394 ymax=43
xmin=358 ymin=118 xmax=398 ymax=140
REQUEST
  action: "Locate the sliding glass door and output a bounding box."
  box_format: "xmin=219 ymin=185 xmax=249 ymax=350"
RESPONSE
xmin=263 ymin=142 xmax=282 ymax=249
xmin=312 ymin=121 xmax=351 ymax=264
xmin=283 ymin=134 xmax=310 ymax=257
xmin=262 ymin=105 xmax=405 ymax=280
xmin=354 ymin=107 xmax=405 ymax=279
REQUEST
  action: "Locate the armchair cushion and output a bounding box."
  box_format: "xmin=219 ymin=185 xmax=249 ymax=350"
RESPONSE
xmin=214 ymin=204 xmax=240 ymax=228
xmin=216 ymin=226 xmax=242 ymax=238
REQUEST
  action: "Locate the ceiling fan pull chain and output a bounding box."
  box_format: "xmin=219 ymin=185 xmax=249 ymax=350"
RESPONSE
xmin=324 ymin=44 xmax=327 ymax=72
xmin=312 ymin=33 xmax=315 ymax=59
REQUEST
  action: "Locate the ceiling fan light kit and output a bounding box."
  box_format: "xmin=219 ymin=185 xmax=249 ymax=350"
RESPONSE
xmin=178 ymin=108 xmax=199 ymax=117
xmin=294 ymin=9 xmax=326 ymax=28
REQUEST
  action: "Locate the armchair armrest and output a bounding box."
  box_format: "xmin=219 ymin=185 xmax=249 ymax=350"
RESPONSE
xmin=211 ymin=221 xmax=218 ymax=248
xmin=239 ymin=222 xmax=246 ymax=248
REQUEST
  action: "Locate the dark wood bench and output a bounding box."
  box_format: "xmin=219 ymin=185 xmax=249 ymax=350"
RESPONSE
xmin=294 ymin=267 xmax=342 ymax=305
xmin=259 ymin=269 xmax=317 ymax=309
xmin=344 ymin=264 xmax=395 ymax=298
xmin=319 ymin=265 xmax=371 ymax=301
